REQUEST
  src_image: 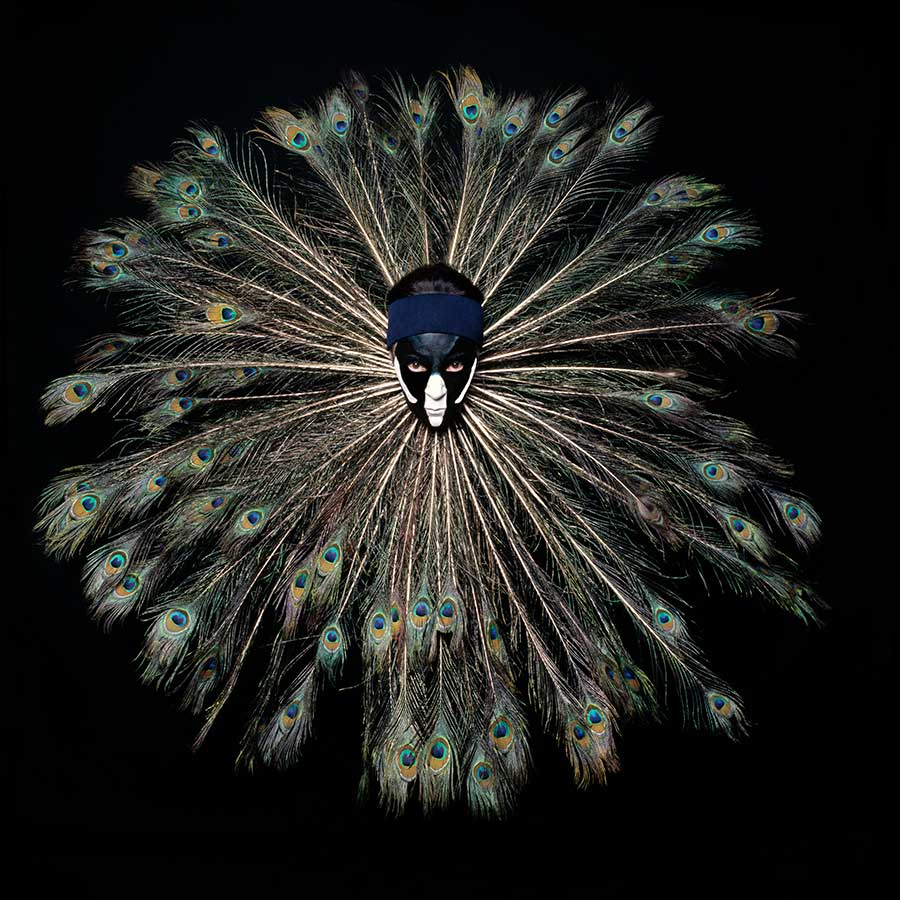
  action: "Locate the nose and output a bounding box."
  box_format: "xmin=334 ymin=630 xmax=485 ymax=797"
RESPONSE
xmin=425 ymin=373 xmax=446 ymax=401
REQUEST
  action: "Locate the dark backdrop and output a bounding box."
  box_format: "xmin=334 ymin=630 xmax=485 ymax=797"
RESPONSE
xmin=9 ymin=1 xmax=889 ymax=895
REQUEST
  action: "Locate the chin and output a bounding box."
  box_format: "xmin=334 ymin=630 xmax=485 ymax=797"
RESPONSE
xmin=425 ymin=407 xmax=447 ymax=428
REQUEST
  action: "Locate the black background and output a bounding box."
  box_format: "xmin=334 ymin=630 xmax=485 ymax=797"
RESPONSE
xmin=8 ymin=1 xmax=890 ymax=895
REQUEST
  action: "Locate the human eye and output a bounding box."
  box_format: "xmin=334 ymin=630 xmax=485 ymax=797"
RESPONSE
xmin=406 ymin=359 xmax=427 ymax=372
xmin=444 ymin=360 xmax=465 ymax=373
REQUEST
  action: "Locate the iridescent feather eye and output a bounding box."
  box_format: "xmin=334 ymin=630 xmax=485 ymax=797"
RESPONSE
xmin=585 ymin=705 xmax=608 ymax=735
xmin=390 ymin=605 xmax=402 ymax=636
xmin=206 ymin=302 xmax=241 ymax=325
xmin=233 ymin=366 xmax=259 ymax=381
xmin=167 ymin=397 xmax=194 ymax=415
xmin=622 ymin=666 xmax=641 ymax=692
xmin=382 ymin=134 xmax=399 ymax=154
xmin=427 ymin=737 xmax=451 ymax=773
xmin=92 ymin=261 xmax=121 ymax=278
xmin=611 ymin=117 xmax=636 ymax=143
xmin=199 ymin=136 xmax=219 ymax=157
xmin=369 ymin=611 xmax=388 ymax=641
xmin=744 ymin=312 xmax=779 ymax=335
xmin=459 ymin=92 xmax=481 ymax=123
xmin=489 ymin=716 xmax=514 ymax=753
xmin=70 ymin=494 xmax=100 ymax=519
xmin=198 ymin=656 xmax=218 ymax=680
xmin=165 ymin=368 xmax=193 ymax=386
xmin=718 ymin=298 xmax=747 ymax=317
xmin=396 ymin=745 xmax=418 ymax=781
xmin=700 ymin=461 xmax=728 ymax=483
xmin=545 ymin=105 xmax=566 ymax=128
xmin=643 ymin=392 xmax=675 ymax=410
xmin=727 ymin=514 xmax=754 ymax=542
xmin=782 ymin=501 xmax=808 ymax=530
xmin=410 ymin=596 xmax=431 ymax=629
xmin=190 ymin=446 xmax=215 ymax=468
xmin=321 ymin=625 xmax=342 ymax=653
xmin=113 ymin=573 xmax=141 ymax=598
xmin=204 ymin=231 xmax=234 ymax=249
xmin=472 ymin=761 xmax=494 ymax=789
xmin=285 ymin=124 xmax=311 ymax=151
xmin=103 ymin=550 xmax=128 ymax=578
xmin=66 ymin=480 xmax=92 ymax=498
xmin=280 ymin=700 xmax=301 ymax=730
xmin=238 ymin=508 xmax=265 ymax=531
xmin=645 ymin=185 xmax=667 ymax=205
xmin=409 ymin=100 xmax=425 ymax=128
xmin=707 ymin=692 xmax=734 ymax=718
xmin=147 ymin=473 xmax=167 ymax=493
xmin=487 ymin=620 xmax=502 ymax=653
xmin=502 ymin=114 xmax=523 ymax=139
xmin=63 ymin=381 xmax=92 ymax=404
xmin=331 ymin=111 xmax=349 ymax=136
xmin=177 ymin=204 xmax=203 ymax=220
xmin=290 ymin=568 xmax=311 ymax=604
xmin=437 ymin=598 xmax=457 ymax=630
xmin=198 ymin=496 xmax=228 ymax=515
xmin=164 ymin=608 xmax=191 ymax=634
xmin=102 ymin=241 xmax=129 ymax=259
xmin=653 ymin=606 xmax=677 ymax=634
xmin=700 ymin=224 xmax=732 ymax=243
xmin=547 ymin=140 xmax=572 ymax=164
xmin=317 ymin=543 xmax=341 ymax=575
xmin=570 ymin=720 xmax=590 ymax=749
xmin=177 ymin=179 xmax=201 ymax=200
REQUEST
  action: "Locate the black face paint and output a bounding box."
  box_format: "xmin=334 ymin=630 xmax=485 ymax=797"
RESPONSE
xmin=393 ymin=333 xmax=478 ymax=427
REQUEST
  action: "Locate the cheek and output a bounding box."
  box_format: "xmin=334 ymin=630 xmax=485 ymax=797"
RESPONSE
xmin=443 ymin=367 xmax=473 ymax=400
xmin=400 ymin=369 xmax=428 ymax=398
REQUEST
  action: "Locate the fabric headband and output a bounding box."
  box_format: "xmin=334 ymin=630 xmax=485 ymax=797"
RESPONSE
xmin=385 ymin=293 xmax=484 ymax=348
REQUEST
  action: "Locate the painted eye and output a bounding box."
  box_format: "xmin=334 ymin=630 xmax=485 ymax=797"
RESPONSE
xmin=406 ymin=360 xmax=427 ymax=373
xmin=444 ymin=361 xmax=464 ymax=373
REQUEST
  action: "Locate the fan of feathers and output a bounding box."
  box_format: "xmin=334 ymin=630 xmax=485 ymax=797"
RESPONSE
xmin=36 ymin=65 xmax=821 ymax=815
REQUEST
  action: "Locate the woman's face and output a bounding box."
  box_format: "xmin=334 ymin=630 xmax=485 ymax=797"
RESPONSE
xmin=392 ymin=333 xmax=478 ymax=427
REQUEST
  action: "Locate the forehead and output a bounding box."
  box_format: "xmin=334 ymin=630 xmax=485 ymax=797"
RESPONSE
xmin=399 ymin=333 xmax=475 ymax=360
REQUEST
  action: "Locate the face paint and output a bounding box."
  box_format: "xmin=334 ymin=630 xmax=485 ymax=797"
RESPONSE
xmin=392 ymin=333 xmax=478 ymax=428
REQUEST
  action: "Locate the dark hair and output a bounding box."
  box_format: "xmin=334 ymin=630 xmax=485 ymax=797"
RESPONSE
xmin=386 ymin=262 xmax=484 ymax=305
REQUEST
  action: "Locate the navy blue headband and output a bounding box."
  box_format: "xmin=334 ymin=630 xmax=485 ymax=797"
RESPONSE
xmin=386 ymin=293 xmax=484 ymax=348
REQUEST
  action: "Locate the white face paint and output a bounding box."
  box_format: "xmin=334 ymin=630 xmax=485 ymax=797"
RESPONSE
xmin=423 ymin=372 xmax=448 ymax=427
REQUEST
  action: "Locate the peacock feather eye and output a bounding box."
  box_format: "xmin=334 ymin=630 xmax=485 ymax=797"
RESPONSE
xmin=70 ymin=493 xmax=100 ymax=520
xmin=369 ymin=611 xmax=388 ymax=641
xmin=744 ymin=312 xmax=779 ymax=335
xmin=67 ymin=480 xmax=92 ymax=497
xmin=331 ymin=110 xmax=350 ymax=135
xmin=396 ymin=745 xmax=418 ymax=781
xmin=487 ymin=620 xmax=501 ymax=652
xmin=585 ymin=704 xmax=608 ymax=734
xmin=63 ymin=381 xmax=92 ymax=404
xmin=707 ymin=691 xmax=734 ymax=718
xmin=604 ymin=660 xmax=619 ymax=683
xmin=544 ymin=105 xmax=566 ymax=128
xmin=198 ymin=656 xmax=218 ymax=680
xmin=700 ymin=224 xmax=731 ymax=243
xmin=165 ymin=368 xmax=193 ymax=386
xmin=199 ymin=136 xmax=219 ymax=157
xmin=321 ymin=625 xmax=342 ymax=653
xmin=280 ymin=700 xmax=301 ymax=730
xmin=570 ymin=720 xmax=590 ymax=748
xmin=490 ymin=716 xmax=514 ymax=752
xmin=147 ymin=473 xmax=167 ymax=493
xmin=718 ymin=297 xmax=747 ymax=317
xmin=93 ymin=260 xmax=122 ymax=278
xmin=472 ymin=761 xmax=494 ymax=789
xmin=165 ymin=608 xmax=191 ymax=634
xmin=459 ymin=92 xmax=481 ymax=123
xmin=382 ymin=133 xmax=399 ymax=154
xmin=316 ymin=543 xmax=341 ymax=576
xmin=727 ymin=514 xmax=754 ymax=541
xmin=351 ymin=81 xmax=369 ymax=102
xmin=782 ymin=501 xmax=808 ymax=530
xmin=547 ymin=140 xmax=572 ymax=164
xmin=701 ymin=461 xmax=728 ymax=483
xmin=206 ymin=302 xmax=241 ymax=326
xmin=427 ymin=737 xmax=451 ymax=773
xmin=113 ymin=572 xmax=141 ymax=598
xmin=611 ymin=117 xmax=636 ymax=143
xmin=198 ymin=495 xmax=228 ymax=515
xmin=653 ymin=606 xmax=677 ymax=634
xmin=645 ymin=185 xmax=667 ymax=205
xmin=102 ymin=241 xmax=129 ymax=259
xmin=189 ymin=446 xmax=215 ymax=468
xmin=177 ymin=205 xmax=203 ymax=220
xmin=409 ymin=100 xmax=425 ymax=128
xmin=291 ymin=568 xmax=311 ymax=604
xmin=437 ymin=598 xmax=457 ymax=630
xmin=233 ymin=366 xmax=259 ymax=381
xmin=177 ymin=179 xmax=201 ymax=199
xmin=502 ymin=114 xmax=523 ymax=139
xmin=103 ymin=550 xmax=129 ymax=577
xmin=410 ymin=596 xmax=432 ymax=629
xmin=390 ymin=605 xmax=402 ymax=636
xmin=285 ymin=125 xmax=310 ymax=151
xmin=167 ymin=397 xmax=194 ymax=415
xmin=622 ymin=666 xmax=641 ymax=691
xmin=238 ymin=508 xmax=265 ymax=531
xmin=643 ymin=391 xmax=675 ymax=410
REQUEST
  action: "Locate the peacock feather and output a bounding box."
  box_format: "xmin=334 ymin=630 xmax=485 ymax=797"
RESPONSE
xmin=37 ymin=65 xmax=821 ymax=816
